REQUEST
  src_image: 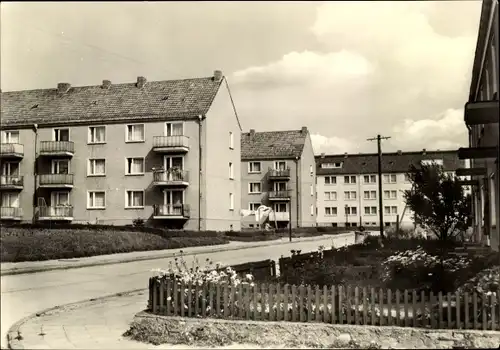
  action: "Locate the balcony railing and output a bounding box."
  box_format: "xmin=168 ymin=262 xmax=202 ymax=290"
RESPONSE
xmin=152 ymin=136 xmax=189 ymax=152
xmin=0 ymin=176 xmax=24 ymax=189
xmin=37 ymin=206 xmax=73 ymax=220
xmin=153 ymin=204 xmax=190 ymax=218
xmin=268 ymin=167 xmax=291 ymax=179
xmin=268 ymin=190 xmax=291 ymax=200
xmin=0 ymin=207 xmax=23 ymax=220
xmin=39 ymin=174 xmax=74 ymax=187
xmin=0 ymin=143 xmax=24 ymax=158
xmin=39 ymin=141 xmax=75 ymax=156
xmin=153 ymin=170 xmax=189 ymax=185
xmin=269 ymin=211 xmax=290 ymax=221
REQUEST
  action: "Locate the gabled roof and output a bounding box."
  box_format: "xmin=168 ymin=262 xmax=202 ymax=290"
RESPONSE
xmin=316 ymin=150 xmax=463 ymax=175
xmin=241 ymin=128 xmax=308 ymax=160
xmin=1 ymin=75 xmax=223 ymax=128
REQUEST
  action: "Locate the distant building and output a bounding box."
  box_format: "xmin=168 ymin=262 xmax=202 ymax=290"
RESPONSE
xmin=240 ymin=127 xmax=316 ymax=229
xmin=0 ymin=71 xmax=242 ymax=231
xmin=459 ymin=0 xmax=499 ymax=249
xmin=315 ymin=150 xmax=464 ymax=229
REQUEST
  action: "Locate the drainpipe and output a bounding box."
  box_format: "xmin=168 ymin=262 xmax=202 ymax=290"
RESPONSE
xmin=32 ymin=123 xmax=38 ymax=224
xmin=295 ymin=157 xmax=299 ymax=228
xmin=198 ymin=115 xmax=203 ymax=231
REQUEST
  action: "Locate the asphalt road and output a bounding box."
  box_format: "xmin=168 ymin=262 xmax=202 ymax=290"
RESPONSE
xmin=1 ymin=233 xmax=355 ymax=348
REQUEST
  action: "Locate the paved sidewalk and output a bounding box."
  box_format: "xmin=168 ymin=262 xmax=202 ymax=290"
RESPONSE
xmin=1 ymin=233 xmax=353 ymax=276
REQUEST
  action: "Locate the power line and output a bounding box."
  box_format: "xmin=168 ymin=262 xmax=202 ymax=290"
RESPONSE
xmin=367 ymin=134 xmax=391 ymax=239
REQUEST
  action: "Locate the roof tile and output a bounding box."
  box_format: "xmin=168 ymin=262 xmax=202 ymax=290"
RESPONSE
xmin=241 ymin=130 xmax=307 ymax=160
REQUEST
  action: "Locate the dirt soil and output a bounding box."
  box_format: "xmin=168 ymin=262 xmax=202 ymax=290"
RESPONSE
xmin=125 ymin=312 xmax=500 ymax=349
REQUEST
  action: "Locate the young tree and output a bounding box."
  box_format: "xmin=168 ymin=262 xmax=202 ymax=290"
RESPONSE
xmin=404 ymin=162 xmax=472 ymax=241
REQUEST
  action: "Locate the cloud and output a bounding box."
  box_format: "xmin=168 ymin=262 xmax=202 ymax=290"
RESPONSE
xmin=231 ymin=1 xmax=480 ymax=153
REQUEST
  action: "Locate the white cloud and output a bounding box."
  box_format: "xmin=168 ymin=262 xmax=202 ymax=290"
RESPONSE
xmin=231 ymin=1 xmax=480 ymax=153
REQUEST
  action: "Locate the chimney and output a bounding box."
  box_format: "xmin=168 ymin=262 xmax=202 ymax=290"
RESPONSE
xmin=301 ymin=126 xmax=308 ymax=134
xmin=344 ymin=152 xmax=348 ymax=158
xmin=136 ymin=76 xmax=147 ymax=88
xmin=57 ymin=83 xmax=71 ymax=94
xmin=397 ymin=150 xmax=402 ymax=155
xmin=422 ymin=148 xmax=427 ymax=155
xmin=249 ymin=129 xmax=255 ymax=135
xmin=102 ymin=80 xmax=111 ymax=89
xmin=213 ymin=70 xmax=223 ymax=82
xmin=320 ymin=153 xmax=325 ymax=158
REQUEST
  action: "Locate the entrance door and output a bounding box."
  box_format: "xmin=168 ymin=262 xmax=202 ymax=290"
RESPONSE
xmin=52 ymin=159 xmax=70 ymax=174
xmin=164 ymin=190 xmax=184 ymax=215
xmin=274 ymin=161 xmax=286 ymax=170
xmin=1 ymin=192 xmax=19 ymax=208
xmin=1 ymin=161 xmax=19 ymax=185
xmin=51 ymin=191 xmax=70 ymax=216
xmin=274 ymin=182 xmax=287 ymax=192
xmin=164 ymin=156 xmax=184 ymax=181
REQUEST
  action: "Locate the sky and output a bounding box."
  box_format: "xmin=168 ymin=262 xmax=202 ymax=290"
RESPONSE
xmin=0 ymin=1 xmax=482 ymax=155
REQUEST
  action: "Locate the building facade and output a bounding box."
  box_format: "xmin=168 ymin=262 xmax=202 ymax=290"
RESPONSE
xmin=240 ymin=128 xmax=316 ymax=229
xmin=0 ymin=71 xmax=242 ymax=231
xmin=459 ymin=0 xmax=499 ymax=250
xmin=315 ymin=150 xmax=464 ymax=229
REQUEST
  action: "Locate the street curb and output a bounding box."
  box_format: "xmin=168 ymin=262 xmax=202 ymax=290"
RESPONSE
xmin=6 ymin=288 xmax=147 ymax=350
xmin=1 ymin=233 xmax=351 ymax=276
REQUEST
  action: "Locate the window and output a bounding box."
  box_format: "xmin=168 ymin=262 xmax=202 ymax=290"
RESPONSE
xmin=229 ymin=132 xmax=234 ymax=149
xmin=126 ymin=124 xmax=145 ymax=142
xmin=310 ymin=184 xmax=314 ymax=196
xmin=345 ymin=206 xmax=357 ymax=215
xmin=1 ymin=161 xmax=19 ymax=176
xmin=165 ymin=122 xmax=183 ymax=136
xmin=404 ymin=174 xmax=411 ymax=183
xmin=344 ymin=191 xmax=357 ymax=200
xmin=421 ymin=159 xmax=443 ymax=166
xmin=344 ymin=175 xmax=356 ymax=184
xmin=88 ymin=126 xmax=106 ymax=144
xmin=52 ymin=191 xmax=70 ymax=206
xmin=383 ymin=174 xmax=397 ymax=184
xmin=1 ymin=131 xmax=20 ymax=144
xmin=324 ymin=191 xmax=337 ymax=201
xmin=324 ymin=176 xmax=336 ymax=185
xmin=383 ymin=190 xmax=397 ymax=199
xmin=51 ymin=159 xmax=70 ymax=174
xmin=321 ymin=162 xmax=343 ymax=169
xmin=325 ymin=207 xmax=337 ymax=216
xmin=125 ymin=157 xmax=145 ymax=175
xmin=1 ymin=192 xmax=19 ymax=207
xmin=364 ymin=206 xmax=377 ymax=215
xmin=229 ymin=162 xmax=234 ymax=179
xmin=88 ymin=159 xmax=106 ymax=176
xmin=310 ymin=204 xmax=314 ymax=216
xmin=249 ymin=202 xmax=261 ymax=213
xmin=310 ymin=165 xmax=313 ymax=174
xmin=363 ymin=190 xmax=376 ymax=200
xmin=384 ymin=206 xmax=398 ymax=215
xmin=125 ymin=190 xmax=144 ymax=208
xmin=274 ymin=161 xmax=286 ymax=170
xmin=229 ymin=193 xmax=234 ymax=210
xmin=53 ymin=128 xmax=70 ymax=141
xmin=88 ymin=191 xmax=106 ymax=209
xmin=274 ymin=182 xmax=287 ymax=192
xmin=249 ymin=182 xmax=261 ymax=193
xmin=248 ymin=162 xmax=261 ymax=173
xmin=363 ymin=175 xmax=376 ymax=184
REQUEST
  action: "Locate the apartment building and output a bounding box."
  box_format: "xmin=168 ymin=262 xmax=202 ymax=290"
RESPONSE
xmin=240 ymin=127 xmax=316 ymax=229
xmin=0 ymin=71 xmax=242 ymax=231
xmin=316 ymin=150 xmax=464 ymax=228
xmin=459 ymin=0 xmax=499 ymax=250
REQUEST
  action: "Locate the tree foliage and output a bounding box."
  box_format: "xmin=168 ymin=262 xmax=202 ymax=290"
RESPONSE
xmin=404 ymin=162 xmax=472 ymax=241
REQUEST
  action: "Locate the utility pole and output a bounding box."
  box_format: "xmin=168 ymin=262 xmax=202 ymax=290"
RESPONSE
xmin=367 ymin=134 xmax=391 ymax=239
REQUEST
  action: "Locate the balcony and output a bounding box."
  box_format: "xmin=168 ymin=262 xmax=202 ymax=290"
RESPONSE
xmin=464 ymin=100 xmax=499 ymax=125
xmin=0 ymin=207 xmax=23 ymax=220
xmin=39 ymin=141 xmax=75 ymax=157
xmin=268 ymin=190 xmax=291 ymax=201
xmin=0 ymin=176 xmax=24 ymax=190
xmin=153 ymin=170 xmax=189 ymax=186
xmin=38 ymin=174 xmax=74 ymax=188
xmin=37 ymin=206 xmax=73 ymax=221
xmin=268 ymin=168 xmax=291 ymax=180
xmin=268 ymin=211 xmax=290 ymax=222
xmin=0 ymin=143 xmax=24 ymax=159
xmin=153 ymin=204 xmax=190 ymax=219
xmin=152 ymin=136 xmax=189 ymax=153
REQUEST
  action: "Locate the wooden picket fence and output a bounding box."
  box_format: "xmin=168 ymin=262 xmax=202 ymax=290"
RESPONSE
xmin=148 ymin=278 xmax=500 ymax=331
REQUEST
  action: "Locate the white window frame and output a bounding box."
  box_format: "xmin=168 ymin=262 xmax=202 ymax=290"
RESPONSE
xmin=125 ymin=189 xmax=145 ymax=209
xmin=248 ymin=182 xmax=261 ymax=194
xmin=53 ymin=128 xmax=70 ymax=141
xmin=163 ymin=155 xmax=184 ymax=170
xmin=2 ymin=161 xmax=20 ymax=176
xmin=345 ymin=206 xmax=357 ymax=216
xmin=87 ymin=159 xmax=106 ymax=176
xmin=344 ymin=191 xmax=357 ymax=200
xmin=87 ymin=190 xmax=106 ymax=209
xmin=52 ymin=191 xmax=70 ymax=206
xmin=310 ymin=184 xmax=314 ymax=196
xmin=248 ymin=161 xmax=262 ymax=173
xmin=1 ymin=192 xmax=20 ymax=207
xmin=229 ymin=132 xmax=234 ymax=149
xmin=383 ymin=174 xmax=397 ymax=184
xmin=125 ymin=157 xmax=145 ymax=175
xmin=364 ymin=206 xmax=377 ymax=215
xmin=51 ymin=159 xmax=70 ymax=174
xmin=310 ymin=204 xmax=314 ymax=216
xmin=88 ymin=126 xmax=106 ymax=144
xmin=325 ymin=207 xmax=337 ymax=216
xmin=344 ymin=175 xmax=356 ymax=184
xmin=229 ymin=162 xmax=234 ymax=180
xmin=249 ymin=202 xmax=261 ymax=213
xmin=125 ymin=124 xmax=145 ymax=142
xmin=229 ymin=192 xmax=234 ymax=211
xmin=324 ymin=176 xmax=336 ymax=185
xmin=165 ymin=122 xmax=184 ymax=136
xmin=363 ymin=175 xmax=376 ymax=184
xmin=274 ymin=161 xmax=287 ymax=170
xmin=1 ymin=130 xmax=20 ymax=144
xmin=421 ymin=159 xmax=444 ymax=166
xmin=274 ymin=181 xmax=287 ymax=192
xmin=404 ymin=174 xmax=411 ymax=183
xmin=321 ymin=162 xmax=343 ymax=169
xmin=324 ymin=191 xmax=337 ymax=201
xmin=384 ymin=190 xmax=397 ymax=200
xmin=163 ymin=189 xmax=185 ymax=206
xmin=363 ymin=190 xmax=377 ymax=200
